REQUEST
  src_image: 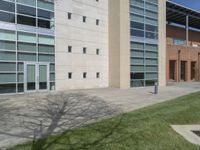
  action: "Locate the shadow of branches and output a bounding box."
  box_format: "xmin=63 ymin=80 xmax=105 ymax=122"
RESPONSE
xmin=0 ymin=92 xmax=131 ymax=150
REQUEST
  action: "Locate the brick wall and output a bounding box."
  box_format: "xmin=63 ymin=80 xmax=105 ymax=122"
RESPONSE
xmin=166 ymin=25 xmax=200 ymax=82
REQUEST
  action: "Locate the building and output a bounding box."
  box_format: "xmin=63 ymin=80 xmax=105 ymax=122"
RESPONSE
xmin=166 ymin=1 xmax=200 ymax=83
xmin=0 ymin=0 xmax=55 ymax=94
xmin=0 ymin=0 xmax=198 ymax=94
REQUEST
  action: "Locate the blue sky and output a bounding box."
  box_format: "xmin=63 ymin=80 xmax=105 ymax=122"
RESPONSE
xmin=170 ymin=0 xmax=200 ymax=11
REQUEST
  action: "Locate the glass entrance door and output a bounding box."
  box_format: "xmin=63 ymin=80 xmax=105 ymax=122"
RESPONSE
xmin=25 ymin=62 xmax=49 ymax=92
xmin=27 ymin=64 xmax=36 ymax=91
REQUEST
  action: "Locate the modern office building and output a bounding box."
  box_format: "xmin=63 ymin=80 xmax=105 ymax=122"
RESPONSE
xmin=0 ymin=0 xmax=199 ymax=94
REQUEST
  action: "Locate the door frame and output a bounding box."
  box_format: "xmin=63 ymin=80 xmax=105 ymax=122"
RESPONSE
xmin=24 ymin=62 xmax=50 ymax=93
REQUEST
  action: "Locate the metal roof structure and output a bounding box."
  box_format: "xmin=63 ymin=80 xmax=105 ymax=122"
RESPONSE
xmin=167 ymin=1 xmax=200 ymax=29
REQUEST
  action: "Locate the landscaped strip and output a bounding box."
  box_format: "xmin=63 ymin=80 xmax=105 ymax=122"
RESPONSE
xmin=9 ymin=92 xmax=200 ymax=150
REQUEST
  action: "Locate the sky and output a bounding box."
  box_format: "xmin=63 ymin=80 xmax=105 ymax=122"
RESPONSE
xmin=170 ymin=0 xmax=200 ymax=12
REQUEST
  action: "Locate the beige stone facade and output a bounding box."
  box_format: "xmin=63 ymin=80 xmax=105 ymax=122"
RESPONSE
xmin=54 ymin=0 xmax=167 ymax=91
xmin=158 ymin=0 xmax=167 ymax=86
xmin=108 ymin=0 xmax=130 ymax=89
xmin=55 ymin=0 xmax=109 ymax=90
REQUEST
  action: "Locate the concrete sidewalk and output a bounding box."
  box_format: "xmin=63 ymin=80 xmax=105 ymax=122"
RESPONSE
xmin=0 ymin=82 xmax=200 ymax=149
xmin=81 ymin=82 xmax=200 ymax=112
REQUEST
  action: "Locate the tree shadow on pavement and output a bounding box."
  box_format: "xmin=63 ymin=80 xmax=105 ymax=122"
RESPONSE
xmin=0 ymin=92 xmax=132 ymax=150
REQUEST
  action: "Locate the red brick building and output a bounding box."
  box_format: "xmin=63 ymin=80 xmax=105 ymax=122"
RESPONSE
xmin=166 ymin=2 xmax=200 ymax=83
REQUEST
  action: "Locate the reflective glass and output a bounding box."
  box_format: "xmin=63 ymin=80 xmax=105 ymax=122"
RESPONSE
xmin=0 ymin=30 xmax=15 ymax=41
xmin=0 ymin=84 xmax=16 ymax=94
xmin=17 ymin=42 xmax=36 ymax=52
xmin=0 ymin=0 xmax=15 ymax=12
xmin=0 ymin=11 xmax=15 ymax=23
xmin=17 ymin=15 xmax=36 ymax=26
xmin=18 ymin=32 xmax=37 ymax=43
xmin=17 ymin=4 xmax=36 ymax=17
xmin=18 ymin=53 xmax=36 ymax=61
xmin=0 ymin=62 xmax=16 ymax=72
xmin=17 ymin=0 xmax=36 ymax=6
xmin=0 ymin=41 xmax=16 ymax=50
xmin=38 ymin=35 xmax=54 ymax=45
xmin=0 ymin=73 xmax=16 ymax=83
xmin=38 ymin=0 xmax=54 ymax=11
xmin=38 ymin=44 xmax=54 ymax=53
xmin=0 ymin=51 xmax=16 ymax=61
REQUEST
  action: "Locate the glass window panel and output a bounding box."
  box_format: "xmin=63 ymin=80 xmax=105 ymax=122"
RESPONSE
xmin=145 ymin=51 xmax=157 ymax=58
xmin=17 ymin=4 xmax=36 ymax=17
xmin=0 ymin=62 xmax=16 ymax=72
xmin=131 ymin=58 xmax=144 ymax=64
xmin=18 ymin=53 xmax=36 ymax=61
xmin=145 ymin=32 xmax=158 ymax=39
xmin=0 ymin=51 xmax=16 ymax=61
xmin=131 ymin=80 xmax=144 ymax=87
xmin=146 ymin=80 xmax=156 ymax=86
xmin=130 ymin=14 xmax=144 ymax=23
xmin=50 ymin=73 xmax=55 ymax=81
xmin=145 ymin=18 xmax=158 ymax=26
xmin=38 ymin=19 xmax=54 ymax=29
xmin=39 ymin=65 xmax=47 ymax=90
xmin=146 ymin=10 xmax=158 ymax=19
xmin=50 ymin=64 xmax=55 ymax=72
xmin=146 ymin=24 xmax=158 ymax=32
xmin=146 ymin=73 xmax=158 ymax=79
xmin=38 ymin=54 xmax=55 ymax=62
xmin=27 ymin=65 xmax=35 ymax=90
xmin=38 ymin=35 xmax=54 ymax=45
xmin=17 ymin=83 xmax=24 ymax=92
xmin=0 ymin=73 xmax=16 ymax=83
xmin=130 ymin=6 xmax=144 ymax=15
xmin=38 ymin=19 xmax=51 ymax=29
xmin=146 ymin=0 xmax=157 ymax=4
xmin=17 ymin=32 xmax=37 ymax=43
xmin=0 ymin=0 xmax=15 ymax=12
xmin=17 ymin=63 xmax=24 ymax=71
xmin=17 ymin=42 xmax=36 ymax=52
xmin=39 ymin=65 xmax=47 ymax=82
xmin=38 ymin=44 xmax=54 ymax=53
xmin=38 ymin=9 xmax=54 ymax=20
xmin=0 ymin=11 xmax=15 ymax=23
xmin=173 ymin=38 xmax=185 ymax=46
xmin=0 ymin=41 xmax=16 ymax=50
xmin=131 ymin=65 xmax=144 ymax=72
xmin=131 ymin=42 xmax=144 ymax=49
xmin=145 ymin=44 xmax=158 ymax=51
xmin=131 ymin=72 xmax=144 ymax=79
xmin=131 ymin=50 xmax=144 ymax=57
xmin=17 ymin=73 xmax=23 ymax=82
xmin=146 ymin=58 xmax=158 ymax=65
xmin=146 ymin=66 xmax=158 ymax=72
xmin=50 ymin=82 xmax=55 ymax=90
xmin=38 ymin=0 xmax=54 ymax=11
xmin=17 ymin=15 xmax=36 ymax=26
xmin=0 ymin=30 xmax=15 ymax=41
xmin=131 ymin=29 xmax=144 ymax=37
xmin=17 ymin=0 xmax=36 ymax=6
xmin=145 ymin=2 xmax=158 ymax=11
xmin=130 ymin=0 xmax=144 ymax=7
xmin=0 ymin=84 xmax=16 ymax=94
xmin=130 ymin=21 xmax=144 ymax=30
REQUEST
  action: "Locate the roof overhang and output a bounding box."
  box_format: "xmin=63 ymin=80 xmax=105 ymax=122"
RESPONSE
xmin=167 ymin=1 xmax=200 ymax=29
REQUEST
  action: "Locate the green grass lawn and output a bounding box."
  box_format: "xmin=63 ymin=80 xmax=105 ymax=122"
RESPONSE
xmin=9 ymin=92 xmax=200 ymax=150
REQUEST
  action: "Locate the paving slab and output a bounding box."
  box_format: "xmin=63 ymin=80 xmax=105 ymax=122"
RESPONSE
xmin=0 ymin=82 xmax=200 ymax=149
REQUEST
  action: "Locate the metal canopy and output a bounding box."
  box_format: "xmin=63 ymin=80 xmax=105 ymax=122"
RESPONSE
xmin=167 ymin=1 xmax=200 ymax=29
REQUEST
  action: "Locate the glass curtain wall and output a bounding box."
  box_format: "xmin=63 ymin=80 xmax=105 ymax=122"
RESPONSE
xmin=130 ymin=0 xmax=159 ymax=87
xmin=0 ymin=0 xmax=55 ymax=94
